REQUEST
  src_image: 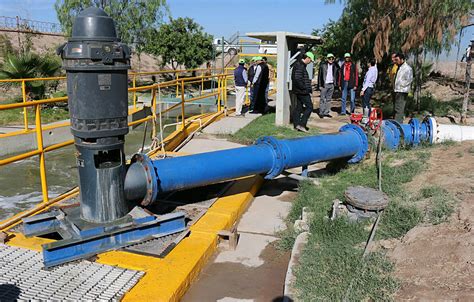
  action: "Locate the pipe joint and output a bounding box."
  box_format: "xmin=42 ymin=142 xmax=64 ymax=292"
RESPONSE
xmin=338 ymin=124 xmax=369 ymax=163
xmin=381 ymin=121 xmax=401 ymax=150
xmin=423 ymin=117 xmax=436 ymax=144
xmin=255 ymin=136 xmax=288 ymax=179
xmin=409 ymin=118 xmax=421 ymax=146
xmin=126 ymin=153 xmax=157 ymax=206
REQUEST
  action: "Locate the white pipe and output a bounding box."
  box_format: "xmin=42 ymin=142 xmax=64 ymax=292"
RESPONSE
xmin=432 ymin=118 xmax=474 ymax=143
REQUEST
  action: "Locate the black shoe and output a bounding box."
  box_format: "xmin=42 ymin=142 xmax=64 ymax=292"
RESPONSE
xmin=323 ymin=114 xmax=332 ymax=118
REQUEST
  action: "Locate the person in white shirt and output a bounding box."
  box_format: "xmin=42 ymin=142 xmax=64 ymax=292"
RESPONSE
xmin=360 ymin=58 xmax=378 ymax=117
xmin=393 ymin=53 xmax=413 ymax=122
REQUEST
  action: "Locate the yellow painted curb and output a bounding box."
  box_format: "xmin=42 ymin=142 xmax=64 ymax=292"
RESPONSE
xmin=96 ymin=175 xmax=263 ymax=301
xmin=5 ymin=175 xmax=263 ymax=302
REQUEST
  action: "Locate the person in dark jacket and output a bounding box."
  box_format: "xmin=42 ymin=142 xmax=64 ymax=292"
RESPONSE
xmin=291 ymin=52 xmax=314 ymax=132
xmin=247 ymin=57 xmax=257 ymax=110
xmin=317 ymin=53 xmax=339 ymax=118
xmin=250 ymin=56 xmax=269 ymax=114
xmin=338 ymin=52 xmax=358 ymax=115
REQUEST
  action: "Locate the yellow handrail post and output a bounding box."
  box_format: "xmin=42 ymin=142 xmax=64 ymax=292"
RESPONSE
xmin=217 ymin=76 xmax=221 ymax=112
xmin=22 ymin=80 xmax=29 ymax=131
xmin=245 ymin=85 xmax=249 ymax=105
xmin=201 ymin=75 xmax=204 ymax=95
xmin=151 ymin=87 xmax=157 ymax=138
xmin=35 ymin=104 xmax=49 ymax=203
xmin=132 ymin=75 xmax=137 ymax=110
xmin=224 ymin=75 xmax=228 ymax=109
xmin=176 ymin=74 xmax=179 ymax=98
xmin=180 ymin=80 xmax=185 ymax=128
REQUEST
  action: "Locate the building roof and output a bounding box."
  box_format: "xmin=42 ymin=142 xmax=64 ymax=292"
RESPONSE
xmin=246 ymin=31 xmax=322 ymax=44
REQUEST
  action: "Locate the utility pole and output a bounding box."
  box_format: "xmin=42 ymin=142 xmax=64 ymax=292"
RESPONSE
xmin=461 ymin=40 xmax=473 ymax=124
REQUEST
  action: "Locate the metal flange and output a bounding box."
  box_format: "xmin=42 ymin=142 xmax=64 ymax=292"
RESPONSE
xmin=255 ymin=136 xmax=288 ymax=179
xmin=339 ymin=124 xmax=369 ymax=163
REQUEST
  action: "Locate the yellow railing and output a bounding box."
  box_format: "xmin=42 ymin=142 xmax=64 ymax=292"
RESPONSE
xmin=0 ymin=59 xmax=276 ymax=214
xmin=0 ymin=71 xmax=233 ymax=206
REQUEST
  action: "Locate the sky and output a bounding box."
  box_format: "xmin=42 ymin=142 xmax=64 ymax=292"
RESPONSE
xmin=0 ymin=0 xmax=344 ymax=38
xmin=0 ymin=0 xmax=472 ymax=60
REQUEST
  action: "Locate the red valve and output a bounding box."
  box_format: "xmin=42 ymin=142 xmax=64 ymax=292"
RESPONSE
xmin=368 ymin=108 xmax=383 ymax=131
xmin=350 ymin=113 xmax=363 ymax=125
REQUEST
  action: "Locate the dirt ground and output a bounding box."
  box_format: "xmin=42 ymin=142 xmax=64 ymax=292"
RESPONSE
xmin=306 ymin=111 xmax=474 ymax=300
xmin=388 ymin=141 xmax=474 ymax=300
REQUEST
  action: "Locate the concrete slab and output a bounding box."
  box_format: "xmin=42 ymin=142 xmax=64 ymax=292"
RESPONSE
xmin=202 ymin=114 xmax=260 ymax=135
xmin=215 ymin=233 xmax=278 ymax=267
xmin=179 ymin=138 xmax=244 ymax=154
xmin=237 ymin=196 xmax=291 ymax=236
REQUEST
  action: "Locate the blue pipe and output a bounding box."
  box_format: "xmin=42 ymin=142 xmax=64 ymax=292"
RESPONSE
xmin=382 ymin=118 xmax=434 ymax=150
xmin=125 ymin=118 xmax=435 ymax=206
xmin=124 ymin=124 xmax=368 ymax=206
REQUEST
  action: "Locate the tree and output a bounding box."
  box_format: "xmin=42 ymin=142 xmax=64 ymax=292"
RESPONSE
xmin=313 ymin=0 xmax=370 ymax=60
xmin=0 ymin=52 xmax=62 ymax=101
xmin=145 ymin=17 xmax=213 ymax=70
xmin=323 ymin=0 xmax=472 ymax=111
xmin=349 ymin=0 xmax=473 ymax=109
xmin=55 ymin=0 xmax=168 ymax=57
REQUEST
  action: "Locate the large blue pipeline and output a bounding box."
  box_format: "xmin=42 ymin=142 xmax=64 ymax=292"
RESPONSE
xmin=124 ymin=118 xmax=437 ymax=206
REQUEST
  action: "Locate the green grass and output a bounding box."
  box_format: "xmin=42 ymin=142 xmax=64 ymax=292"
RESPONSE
xmin=0 ymin=106 xmax=69 ymax=126
xmin=420 ymin=185 xmax=455 ymax=225
xmin=281 ymin=148 xmax=432 ymax=301
xmin=228 ymin=113 xmax=318 ymax=145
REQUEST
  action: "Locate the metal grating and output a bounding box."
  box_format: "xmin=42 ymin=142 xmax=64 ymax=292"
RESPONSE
xmin=0 ymin=244 xmax=144 ymax=301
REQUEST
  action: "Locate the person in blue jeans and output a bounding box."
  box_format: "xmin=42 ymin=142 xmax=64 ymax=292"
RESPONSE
xmin=361 ymin=58 xmax=378 ymax=117
xmin=338 ymin=53 xmax=358 ymax=115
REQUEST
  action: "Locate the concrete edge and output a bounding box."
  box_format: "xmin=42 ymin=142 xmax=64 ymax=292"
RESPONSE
xmin=283 ymin=231 xmax=309 ymax=302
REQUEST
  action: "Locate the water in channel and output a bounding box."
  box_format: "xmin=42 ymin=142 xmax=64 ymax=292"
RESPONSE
xmin=0 ymin=101 xmax=221 ymax=221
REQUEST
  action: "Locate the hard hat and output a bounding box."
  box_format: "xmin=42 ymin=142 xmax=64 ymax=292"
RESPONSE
xmin=239 ymin=59 xmax=245 ymax=64
xmin=344 ymin=52 xmax=351 ymax=58
xmin=251 ymin=56 xmax=257 ymax=61
xmin=326 ymin=53 xmax=335 ymax=58
xmin=256 ymin=56 xmax=263 ymax=61
xmin=305 ymin=52 xmax=315 ymax=61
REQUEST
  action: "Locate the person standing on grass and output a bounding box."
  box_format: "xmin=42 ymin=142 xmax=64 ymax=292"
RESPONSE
xmin=317 ymin=53 xmax=339 ymax=118
xmin=233 ymin=59 xmax=247 ymax=116
xmin=393 ymin=53 xmax=413 ymax=122
xmin=292 ymin=52 xmax=315 ymax=132
xmin=361 ymin=58 xmax=378 ymax=117
xmin=338 ymin=52 xmax=358 ymax=115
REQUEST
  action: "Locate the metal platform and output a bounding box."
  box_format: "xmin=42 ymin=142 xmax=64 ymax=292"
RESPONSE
xmin=0 ymin=244 xmax=144 ymax=301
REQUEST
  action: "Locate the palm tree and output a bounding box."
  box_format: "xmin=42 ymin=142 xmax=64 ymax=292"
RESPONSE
xmin=0 ymin=52 xmax=62 ymax=101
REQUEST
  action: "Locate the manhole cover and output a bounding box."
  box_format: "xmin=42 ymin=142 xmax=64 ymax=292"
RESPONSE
xmin=344 ymin=186 xmax=389 ymax=211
